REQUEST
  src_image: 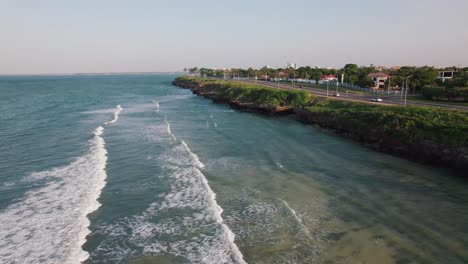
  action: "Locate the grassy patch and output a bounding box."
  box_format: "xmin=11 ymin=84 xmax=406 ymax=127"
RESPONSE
xmin=281 ymin=81 xmax=367 ymax=95
xmin=174 ymin=77 xmax=314 ymax=107
xmin=305 ymin=99 xmax=468 ymax=146
xmin=407 ymin=95 xmax=468 ymax=106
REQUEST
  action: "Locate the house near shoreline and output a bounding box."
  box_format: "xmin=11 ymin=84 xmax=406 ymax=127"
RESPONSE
xmin=320 ymin=75 xmax=338 ymax=82
xmin=437 ymin=68 xmax=458 ymax=82
xmin=367 ymin=72 xmax=390 ymax=89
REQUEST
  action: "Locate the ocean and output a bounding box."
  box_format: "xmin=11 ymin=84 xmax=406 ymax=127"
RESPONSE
xmin=0 ymin=74 xmax=467 ymax=264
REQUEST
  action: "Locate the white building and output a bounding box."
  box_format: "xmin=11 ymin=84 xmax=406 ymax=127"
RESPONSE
xmin=286 ymin=62 xmax=296 ymax=69
xmin=437 ymin=68 xmax=457 ymax=82
xmin=367 ymin=72 xmax=390 ymax=89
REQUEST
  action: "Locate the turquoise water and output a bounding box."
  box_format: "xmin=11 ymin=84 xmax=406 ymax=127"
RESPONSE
xmin=0 ymin=75 xmax=467 ymax=264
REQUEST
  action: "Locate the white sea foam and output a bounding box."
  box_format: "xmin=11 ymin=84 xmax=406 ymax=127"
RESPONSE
xmin=0 ymin=105 xmax=123 ymax=263
xmin=157 ymin=138 xmax=244 ymax=263
xmin=81 ymin=109 xmax=116 ymax=114
xmin=281 ymin=199 xmax=312 ymax=240
xmin=0 ymin=127 xmax=108 ymax=264
xmin=104 ymin=105 xmax=123 ymax=125
xmin=164 ymin=116 xmax=177 ymax=141
xmin=181 ymin=141 xmax=205 ymax=169
xmin=152 ymin=100 xmax=160 ymax=112
xmin=88 ymin=119 xmax=245 ymax=263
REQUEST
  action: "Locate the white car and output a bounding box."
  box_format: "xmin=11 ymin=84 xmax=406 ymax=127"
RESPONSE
xmin=371 ymin=98 xmax=383 ymax=102
xmin=333 ymin=93 xmax=340 ymax=97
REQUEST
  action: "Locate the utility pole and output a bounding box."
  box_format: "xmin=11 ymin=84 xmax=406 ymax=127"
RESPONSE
xmin=293 ymin=71 xmax=296 ymax=86
xmin=277 ymin=71 xmax=280 ymax=88
xmin=403 ymin=75 xmax=413 ymax=106
xmin=327 ymin=81 xmax=329 ymax=96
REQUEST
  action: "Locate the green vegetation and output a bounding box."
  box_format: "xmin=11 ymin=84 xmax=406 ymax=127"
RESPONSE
xmin=422 ymin=87 xmax=468 ymax=102
xmin=304 ymin=99 xmax=468 ymax=146
xmin=422 ymin=71 xmax=468 ymax=102
xmin=176 ymin=76 xmax=467 ymax=145
xmin=283 ymin=81 xmax=367 ymax=95
xmin=187 ymin=64 xmax=444 ymax=93
xmin=408 ymin=95 xmax=468 ymax=106
xmin=174 ymin=76 xmax=468 ymax=170
xmin=174 ymin=76 xmax=313 ymax=107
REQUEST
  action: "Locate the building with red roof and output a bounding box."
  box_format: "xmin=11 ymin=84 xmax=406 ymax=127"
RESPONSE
xmin=320 ymin=75 xmax=338 ymax=82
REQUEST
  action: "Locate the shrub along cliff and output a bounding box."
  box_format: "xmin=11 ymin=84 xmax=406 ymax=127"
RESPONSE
xmin=422 ymin=86 xmax=468 ymax=102
xmin=173 ymin=77 xmax=313 ymax=113
xmin=173 ymin=76 xmax=468 ymax=174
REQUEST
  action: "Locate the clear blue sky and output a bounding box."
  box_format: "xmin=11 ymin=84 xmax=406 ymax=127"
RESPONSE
xmin=1 ymin=0 xmax=467 ymax=74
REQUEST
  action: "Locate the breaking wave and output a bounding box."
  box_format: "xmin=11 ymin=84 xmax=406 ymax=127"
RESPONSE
xmin=104 ymin=105 xmax=123 ymax=124
xmin=152 ymin=100 xmax=160 ymax=112
xmin=87 ymin=117 xmax=245 ymax=263
xmin=0 ymin=105 xmax=123 ymax=264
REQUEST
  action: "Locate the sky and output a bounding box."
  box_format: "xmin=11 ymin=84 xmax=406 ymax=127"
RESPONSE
xmin=1 ymin=0 xmax=467 ymax=74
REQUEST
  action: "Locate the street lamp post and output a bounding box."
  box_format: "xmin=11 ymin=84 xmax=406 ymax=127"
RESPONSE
xmin=277 ymin=72 xmax=280 ymax=88
xmin=335 ymin=80 xmax=339 ymax=94
xmin=403 ymin=75 xmax=413 ymax=106
xmin=327 ymin=81 xmax=329 ymax=96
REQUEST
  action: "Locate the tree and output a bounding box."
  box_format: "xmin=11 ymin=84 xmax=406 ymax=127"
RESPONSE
xmin=356 ymin=66 xmax=376 ymax=87
xmin=247 ymin=67 xmax=256 ymax=79
xmin=297 ymin=67 xmax=311 ymax=79
xmin=396 ymin=66 xmax=437 ymax=93
xmin=200 ymin=68 xmax=214 ymax=77
xmin=344 ymin=64 xmax=359 ymax=84
xmin=445 ymin=70 xmax=468 ymax=88
xmin=188 ymin=67 xmax=199 ymax=74
xmin=310 ymin=68 xmax=322 ymax=82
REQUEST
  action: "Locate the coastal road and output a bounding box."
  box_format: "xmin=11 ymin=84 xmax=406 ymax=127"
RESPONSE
xmin=238 ymin=79 xmax=468 ymax=111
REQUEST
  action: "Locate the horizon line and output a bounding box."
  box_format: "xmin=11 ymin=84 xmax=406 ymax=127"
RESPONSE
xmin=0 ymin=71 xmax=185 ymax=77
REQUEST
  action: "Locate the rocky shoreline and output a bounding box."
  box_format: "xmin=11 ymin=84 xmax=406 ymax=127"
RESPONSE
xmin=173 ymin=77 xmax=468 ymax=175
xmin=294 ymin=108 xmax=468 ymax=173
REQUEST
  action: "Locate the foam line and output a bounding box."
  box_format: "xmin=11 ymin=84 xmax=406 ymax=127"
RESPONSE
xmin=164 ymin=116 xmax=177 ymax=141
xmin=181 ymin=141 xmax=205 ymax=169
xmin=152 ymin=100 xmax=160 ymax=112
xmin=87 ymin=118 xmax=245 ymax=263
xmin=281 ymin=199 xmax=312 ymax=240
xmin=197 ymin=168 xmax=246 ymax=263
xmin=0 ymin=126 xmax=109 ymax=263
xmin=176 ymin=137 xmax=244 ymax=262
xmin=164 ymin=119 xmax=244 ymax=262
xmin=104 ymin=105 xmax=123 ymax=125
xmin=0 ymin=105 xmax=124 ymax=263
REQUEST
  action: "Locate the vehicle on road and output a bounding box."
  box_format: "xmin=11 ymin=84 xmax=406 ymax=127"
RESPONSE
xmin=371 ymin=98 xmax=383 ymax=102
xmin=333 ymin=93 xmax=340 ymax=97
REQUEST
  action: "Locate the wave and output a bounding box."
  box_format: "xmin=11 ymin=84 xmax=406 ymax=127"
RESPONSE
xmin=104 ymin=105 xmax=123 ymax=125
xmin=0 ymin=127 xmax=108 ymax=264
xmin=157 ymin=130 xmax=244 ymax=262
xmin=87 ymin=118 xmax=245 ymax=263
xmin=0 ymin=105 xmax=122 ymax=263
xmin=281 ymin=199 xmax=312 ymax=240
xmin=152 ymin=100 xmax=160 ymax=112
xmin=181 ymin=141 xmax=205 ymax=169
xmin=163 ymin=116 xmax=177 ymax=141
